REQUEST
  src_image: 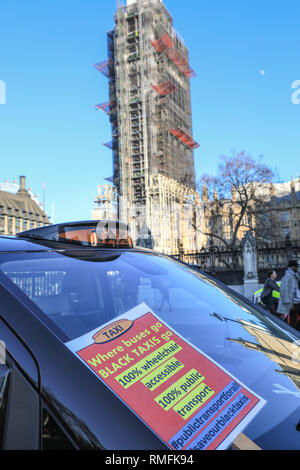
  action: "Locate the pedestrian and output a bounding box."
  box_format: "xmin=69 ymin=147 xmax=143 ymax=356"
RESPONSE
xmin=260 ymin=270 xmax=280 ymax=316
xmin=290 ymin=262 xmax=300 ymax=331
xmin=277 ymin=260 xmax=299 ymax=323
xmin=291 ymin=283 xmax=300 ymax=330
xmin=158 ymin=279 xmax=172 ymax=311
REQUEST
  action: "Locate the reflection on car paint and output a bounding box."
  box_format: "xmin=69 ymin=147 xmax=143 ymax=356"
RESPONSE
xmin=224 ymin=319 xmax=300 ymax=395
xmin=272 ymin=384 xmax=300 ymax=399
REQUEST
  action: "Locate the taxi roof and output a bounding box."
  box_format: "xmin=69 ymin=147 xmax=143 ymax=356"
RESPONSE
xmin=0 ymin=235 xmax=56 ymax=253
xmin=0 ymin=221 xmax=143 ymax=254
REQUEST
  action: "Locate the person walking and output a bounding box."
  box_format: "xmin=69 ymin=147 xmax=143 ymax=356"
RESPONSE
xmin=291 ymin=283 xmax=300 ymax=330
xmin=158 ymin=279 xmax=172 ymax=311
xmin=277 ymin=260 xmax=299 ymax=323
xmin=260 ymin=270 xmax=280 ymax=316
xmin=290 ymin=262 xmax=300 ymax=330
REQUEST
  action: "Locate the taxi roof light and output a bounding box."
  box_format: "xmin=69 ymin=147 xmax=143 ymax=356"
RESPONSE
xmin=17 ymin=220 xmax=133 ymax=248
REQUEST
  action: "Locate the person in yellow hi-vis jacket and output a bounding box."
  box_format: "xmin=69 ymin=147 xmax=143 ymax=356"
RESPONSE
xmin=260 ymin=270 xmax=280 ymax=316
xmin=253 ymin=275 xmax=280 ymax=309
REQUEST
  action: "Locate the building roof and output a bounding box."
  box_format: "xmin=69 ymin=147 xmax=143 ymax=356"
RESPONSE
xmin=0 ymin=183 xmax=48 ymax=220
xmin=273 ymin=180 xmax=300 ymax=196
xmin=274 ymin=191 xmax=300 ymax=204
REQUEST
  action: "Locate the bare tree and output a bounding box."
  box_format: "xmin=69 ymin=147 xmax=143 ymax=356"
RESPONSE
xmin=195 ymin=152 xmax=278 ymax=258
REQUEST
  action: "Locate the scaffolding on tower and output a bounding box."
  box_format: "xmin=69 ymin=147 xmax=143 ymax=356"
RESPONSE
xmin=95 ymin=102 xmax=114 ymax=114
xmin=94 ymin=60 xmax=111 ymax=78
xmin=169 ymin=128 xmax=200 ymax=150
xmin=150 ymin=33 xmax=196 ymax=78
xmin=103 ymin=141 xmax=113 ymax=149
xmin=95 ymin=0 xmax=201 ymax=253
xmin=150 ymin=33 xmax=174 ymax=53
xmin=151 ymin=82 xmax=177 ymax=96
xmin=165 ymin=48 xmax=196 ymax=78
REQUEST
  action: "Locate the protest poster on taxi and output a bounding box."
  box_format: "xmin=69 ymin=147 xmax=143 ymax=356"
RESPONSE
xmin=66 ymin=303 xmax=266 ymax=450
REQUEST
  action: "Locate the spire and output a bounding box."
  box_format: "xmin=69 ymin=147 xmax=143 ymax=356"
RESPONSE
xmin=231 ymin=188 xmax=237 ymax=202
xmin=291 ymin=178 xmax=295 ymax=192
xmin=202 ymin=184 xmax=208 ymax=202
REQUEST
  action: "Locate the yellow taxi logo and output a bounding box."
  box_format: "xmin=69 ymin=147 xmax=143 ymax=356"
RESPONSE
xmin=93 ymin=319 xmax=133 ymax=344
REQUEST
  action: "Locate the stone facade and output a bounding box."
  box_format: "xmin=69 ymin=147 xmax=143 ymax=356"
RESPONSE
xmin=200 ymin=178 xmax=300 ymax=247
xmin=267 ymin=179 xmax=300 ymax=243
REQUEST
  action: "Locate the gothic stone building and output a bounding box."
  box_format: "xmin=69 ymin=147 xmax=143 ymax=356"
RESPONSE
xmin=200 ymin=179 xmax=300 ymax=248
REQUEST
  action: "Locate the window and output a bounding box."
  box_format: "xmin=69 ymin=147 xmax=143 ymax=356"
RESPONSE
xmin=0 ymin=366 xmax=10 ymax=448
xmin=0 ymin=216 xmax=4 ymax=234
xmin=280 ymin=211 xmax=290 ymax=223
xmin=42 ymin=409 xmax=75 ymax=450
xmin=7 ymin=217 xmax=13 ymax=234
xmin=2 ymin=250 xmax=300 ymax=448
xmin=282 ymin=227 xmax=291 ymax=239
xmin=0 ymin=358 xmax=40 ymax=449
xmin=15 ymin=219 xmax=21 ymax=233
xmin=224 ymin=230 xmax=231 ymax=240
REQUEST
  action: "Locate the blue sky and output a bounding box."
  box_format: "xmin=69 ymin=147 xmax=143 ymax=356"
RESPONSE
xmin=0 ymin=0 xmax=299 ymax=223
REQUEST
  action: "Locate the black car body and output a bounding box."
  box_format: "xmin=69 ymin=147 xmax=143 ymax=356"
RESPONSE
xmin=0 ymin=221 xmax=299 ymax=450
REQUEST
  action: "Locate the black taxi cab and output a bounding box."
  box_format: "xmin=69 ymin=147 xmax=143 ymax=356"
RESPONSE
xmin=0 ymin=221 xmax=299 ymax=450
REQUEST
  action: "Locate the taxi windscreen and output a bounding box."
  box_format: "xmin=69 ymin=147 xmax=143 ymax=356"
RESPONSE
xmin=0 ymin=249 xmax=297 ymax=359
xmin=1 ymin=249 xmax=300 ymax=450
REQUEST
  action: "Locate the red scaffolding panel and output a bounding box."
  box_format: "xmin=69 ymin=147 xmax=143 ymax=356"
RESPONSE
xmin=169 ymin=128 xmax=200 ymax=149
xmin=95 ymin=102 xmax=112 ymax=114
xmin=103 ymin=141 xmax=113 ymax=149
xmin=94 ymin=60 xmax=110 ymax=78
xmin=165 ymin=49 xmax=196 ymax=78
xmin=150 ymin=33 xmax=174 ymax=53
xmin=151 ymin=81 xmax=177 ymax=96
xmin=150 ymin=33 xmax=196 ymax=78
